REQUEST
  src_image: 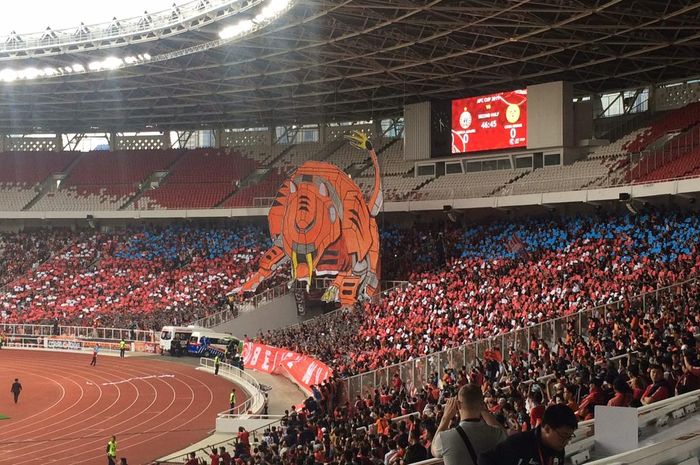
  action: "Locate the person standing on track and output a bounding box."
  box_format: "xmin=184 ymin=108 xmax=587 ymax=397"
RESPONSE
xmin=229 ymin=388 xmax=237 ymax=413
xmin=106 ymin=435 xmax=117 ymax=465
xmin=214 ymin=355 xmax=221 ymax=375
xmin=91 ymin=344 xmax=100 ymax=366
xmin=10 ymin=378 xmax=22 ymax=404
xmin=119 ymin=338 xmax=126 ymax=358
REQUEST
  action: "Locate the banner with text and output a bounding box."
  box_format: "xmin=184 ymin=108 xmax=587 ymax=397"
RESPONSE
xmin=241 ymin=342 xmax=332 ymax=392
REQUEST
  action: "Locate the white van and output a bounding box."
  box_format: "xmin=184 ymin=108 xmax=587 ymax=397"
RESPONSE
xmin=159 ymin=325 xmax=198 ymax=354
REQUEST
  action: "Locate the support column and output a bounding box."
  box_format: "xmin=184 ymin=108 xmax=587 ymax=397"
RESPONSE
xmin=108 ymin=132 xmax=118 ymax=151
xmin=215 ymin=125 xmax=225 ymax=149
xmin=55 ymin=133 xmax=63 ymax=152
xmin=162 ymin=130 xmax=172 ymax=149
xmin=318 ymin=123 xmax=327 ymax=145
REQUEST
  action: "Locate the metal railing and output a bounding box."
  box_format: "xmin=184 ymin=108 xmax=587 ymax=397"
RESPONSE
xmin=191 ymin=282 xmax=292 ymax=328
xmin=0 ymin=323 xmax=155 ymax=342
xmin=200 ymin=357 xmax=266 ymax=417
xmin=342 ymin=276 xmax=698 ymax=401
xmin=154 ymin=415 xmax=285 ymax=464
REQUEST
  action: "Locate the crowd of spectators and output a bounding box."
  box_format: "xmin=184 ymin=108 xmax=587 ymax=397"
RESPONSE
xmin=183 ymin=276 xmax=700 ymax=465
xmin=0 ymin=223 xmax=285 ymax=330
xmin=0 ymin=230 xmax=75 ymax=287
xmin=0 ymin=219 xmax=434 ymax=330
xmin=189 ymin=272 xmax=698 ymax=465
xmin=261 ymin=210 xmax=700 ymax=376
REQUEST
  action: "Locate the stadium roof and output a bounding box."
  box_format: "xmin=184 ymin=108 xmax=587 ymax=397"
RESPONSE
xmin=1 ymin=0 xmax=700 ymax=133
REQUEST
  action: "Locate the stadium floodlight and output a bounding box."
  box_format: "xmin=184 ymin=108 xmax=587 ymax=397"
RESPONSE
xmin=143 ymin=53 xmax=151 ymax=60
xmin=102 ymin=56 xmax=123 ymax=69
xmin=219 ymin=19 xmax=253 ymax=39
xmin=263 ymin=0 xmax=291 ymax=16
xmin=220 ymin=0 xmax=292 ymax=38
xmin=20 ymin=67 xmax=42 ymax=79
xmin=88 ymin=61 xmax=102 ymax=71
xmin=124 ymin=56 xmax=137 ymax=64
xmin=43 ymin=67 xmax=57 ymax=76
xmin=72 ymin=64 xmax=85 ymax=72
xmin=0 ymin=69 xmax=17 ymax=82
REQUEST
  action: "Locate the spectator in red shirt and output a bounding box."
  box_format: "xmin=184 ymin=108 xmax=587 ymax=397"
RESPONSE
xmin=607 ymin=378 xmax=633 ymax=407
xmin=642 ymin=365 xmax=672 ymax=405
xmin=208 ymin=447 xmax=220 ymax=465
xmin=528 ymin=391 xmax=545 ymax=428
xmin=184 ymin=452 xmax=199 ymax=465
xmin=676 ymin=353 xmax=700 ymax=394
xmin=576 ymin=379 xmax=606 ymax=420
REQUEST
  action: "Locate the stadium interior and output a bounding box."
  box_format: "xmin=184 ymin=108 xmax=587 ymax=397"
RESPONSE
xmin=0 ymin=1 xmax=699 ymax=464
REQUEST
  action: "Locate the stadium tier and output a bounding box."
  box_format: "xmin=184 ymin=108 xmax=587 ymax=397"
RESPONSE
xmin=0 ymin=223 xmax=275 ymax=329
xmin=623 ymin=102 xmax=700 ymax=154
xmin=0 ymin=107 xmax=699 ymax=213
xmin=260 ymin=210 xmax=700 ymax=376
xmin=132 ymin=148 xmax=258 ymax=209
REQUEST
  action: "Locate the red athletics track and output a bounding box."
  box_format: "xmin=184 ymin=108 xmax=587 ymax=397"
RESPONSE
xmin=0 ymin=350 xmax=247 ymax=465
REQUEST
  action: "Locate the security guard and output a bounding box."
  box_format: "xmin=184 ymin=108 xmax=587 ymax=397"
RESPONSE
xmin=214 ymin=354 xmax=221 ymax=375
xmin=229 ymin=388 xmax=237 ymax=413
xmin=106 ymin=435 xmax=117 ymax=465
xmin=119 ymin=339 xmax=126 ymax=358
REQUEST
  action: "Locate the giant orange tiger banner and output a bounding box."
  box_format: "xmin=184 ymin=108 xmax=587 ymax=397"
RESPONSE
xmin=238 ymin=131 xmax=382 ymax=305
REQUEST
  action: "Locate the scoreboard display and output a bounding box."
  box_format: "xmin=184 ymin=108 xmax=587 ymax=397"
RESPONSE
xmin=451 ymin=89 xmax=528 ymax=154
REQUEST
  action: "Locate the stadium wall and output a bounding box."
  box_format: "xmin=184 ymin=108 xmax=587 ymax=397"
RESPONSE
xmin=212 ymin=293 xmax=325 ymax=338
xmin=527 ymin=81 xmax=575 ymax=150
xmin=404 ymin=101 xmax=431 ymax=160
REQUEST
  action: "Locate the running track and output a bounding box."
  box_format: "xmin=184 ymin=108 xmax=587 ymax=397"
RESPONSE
xmin=0 ymin=350 xmax=246 ymax=465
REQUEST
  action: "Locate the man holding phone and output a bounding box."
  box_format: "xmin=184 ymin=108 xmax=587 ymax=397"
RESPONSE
xmin=431 ymin=384 xmax=506 ymax=465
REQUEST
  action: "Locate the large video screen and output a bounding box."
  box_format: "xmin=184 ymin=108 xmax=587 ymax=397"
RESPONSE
xmin=451 ymin=89 xmax=527 ymax=154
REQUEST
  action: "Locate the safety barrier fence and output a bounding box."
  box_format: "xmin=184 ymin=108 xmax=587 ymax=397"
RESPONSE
xmin=199 ymin=358 xmax=267 ymax=417
xmin=342 ymin=276 xmax=698 ymax=402
xmin=0 ymin=323 xmax=154 ymax=342
xmin=154 ymin=415 xmax=285 ymax=464
xmin=191 ymin=282 xmax=292 ymax=328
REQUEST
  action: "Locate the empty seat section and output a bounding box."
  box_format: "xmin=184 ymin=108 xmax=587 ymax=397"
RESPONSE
xmin=0 ymin=183 xmax=39 ymax=210
xmin=222 ymin=169 xmax=287 ymax=207
xmin=31 ymin=150 xmax=182 ymax=211
xmin=272 ymin=142 xmax=326 ymax=171
xmin=634 ymin=148 xmax=700 ymax=182
xmin=418 ymin=169 xmax=530 ymax=199
xmin=134 ymin=148 xmax=257 ymax=209
xmin=0 ymin=151 xmax=78 ymax=210
xmin=624 ymin=102 xmax=700 ymax=153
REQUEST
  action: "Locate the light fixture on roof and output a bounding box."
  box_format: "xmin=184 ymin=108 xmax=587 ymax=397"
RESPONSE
xmin=219 ymin=0 xmax=292 ymax=39
xmin=20 ymin=67 xmax=41 ymax=79
xmin=0 ymin=69 xmax=18 ymax=82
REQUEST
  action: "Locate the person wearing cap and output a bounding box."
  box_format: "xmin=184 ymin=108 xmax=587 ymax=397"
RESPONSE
xmin=431 ymin=384 xmax=506 ymax=465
